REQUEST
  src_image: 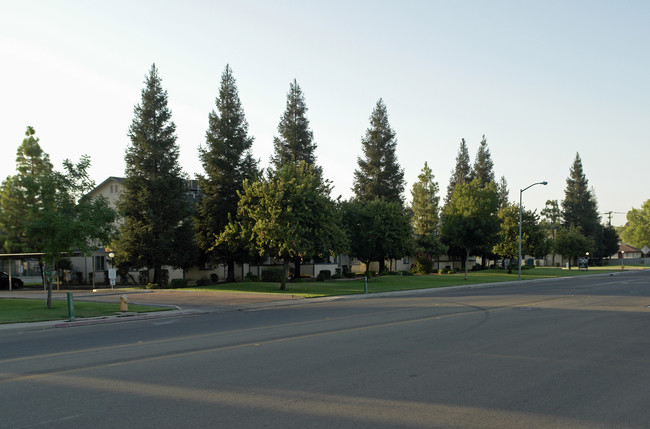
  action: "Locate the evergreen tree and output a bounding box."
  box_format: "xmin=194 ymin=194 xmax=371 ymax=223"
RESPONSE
xmin=541 ymin=199 xmax=562 ymax=266
xmin=561 ymin=153 xmax=601 ymax=238
xmin=116 ymin=64 xmax=195 ymax=285
xmin=471 ymin=135 xmax=495 ymax=187
xmin=410 ymin=162 xmax=446 ymax=272
xmin=352 ymin=99 xmax=405 ymax=204
xmin=411 ymin=162 xmax=440 ymax=236
xmin=496 ymin=176 xmax=510 ymax=209
xmin=0 ymin=126 xmax=54 ymax=253
xmin=196 ymin=65 xmax=258 ymax=282
xmin=445 ymin=138 xmax=472 ymax=203
xmin=270 ymin=79 xmax=317 ymax=171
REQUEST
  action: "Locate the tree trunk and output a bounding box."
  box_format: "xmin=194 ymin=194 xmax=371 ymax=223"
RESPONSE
xmin=293 ymin=257 xmax=301 ymax=281
xmin=281 ymin=261 xmax=288 ymax=291
xmin=464 ymin=249 xmax=469 ymax=280
xmin=227 ymin=259 xmax=235 ymax=283
xmin=378 ymin=258 xmax=385 ymax=275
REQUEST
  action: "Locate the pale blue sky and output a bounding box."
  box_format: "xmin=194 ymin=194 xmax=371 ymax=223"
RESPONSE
xmin=1 ymin=0 xmax=648 ymax=226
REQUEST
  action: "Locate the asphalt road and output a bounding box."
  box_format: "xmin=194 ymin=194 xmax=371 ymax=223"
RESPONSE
xmin=1 ymin=271 xmax=649 ymax=428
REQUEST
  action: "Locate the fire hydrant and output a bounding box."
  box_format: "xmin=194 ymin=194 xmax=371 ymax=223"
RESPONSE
xmin=120 ymin=294 xmax=129 ymax=312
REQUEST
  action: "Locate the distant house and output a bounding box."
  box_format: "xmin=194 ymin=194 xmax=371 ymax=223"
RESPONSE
xmin=614 ymin=244 xmax=643 ymax=259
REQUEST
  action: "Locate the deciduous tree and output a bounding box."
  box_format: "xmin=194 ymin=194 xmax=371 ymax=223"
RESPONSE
xmin=441 ymin=179 xmax=500 ymax=279
xmin=554 ymin=225 xmax=593 ymax=269
xmin=217 ymin=162 xmax=347 ymax=290
xmin=621 ymin=199 xmax=650 ymax=249
xmin=341 ymin=199 xmax=412 ymax=275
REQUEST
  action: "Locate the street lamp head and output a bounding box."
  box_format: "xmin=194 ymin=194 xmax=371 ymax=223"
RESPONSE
xmin=541 ymin=181 xmax=548 ymax=185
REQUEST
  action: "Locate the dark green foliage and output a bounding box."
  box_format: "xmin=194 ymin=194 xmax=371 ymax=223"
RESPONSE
xmin=170 ymin=278 xmax=189 ymax=288
xmin=410 ymin=162 xmax=447 ymax=269
xmin=1 ymin=127 xmax=117 ymax=307
xmin=196 ymin=65 xmax=258 ymax=282
xmin=554 ymin=225 xmax=593 ymax=268
xmin=445 ymin=139 xmax=472 ymax=203
xmin=496 ymin=176 xmax=510 ymax=209
xmin=493 ymin=203 xmax=548 ymax=272
xmin=0 ymin=126 xmax=54 ymax=253
xmin=245 ymin=272 xmax=260 ymax=282
xmin=352 ymin=99 xmax=405 ymax=205
xmin=561 ymin=153 xmax=601 ymax=238
xmin=115 ymin=64 xmax=196 ymax=285
xmin=317 ymin=270 xmax=332 ymax=281
xmin=621 ymin=199 xmax=650 ymax=249
xmin=411 ymin=162 xmax=440 ymax=236
xmin=441 ymin=179 xmax=500 ymax=279
xmin=471 ymin=135 xmax=495 ymax=187
xmin=210 ymin=273 xmax=219 ymax=283
xmin=261 ymin=269 xmax=285 ymax=282
xmin=341 ymin=199 xmax=413 ymax=275
xmin=196 ymin=277 xmax=211 ymax=286
xmin=271 ymin=79 xmax=318 ymax=170
xmin=217 ymin=162 xmax=348 ymax=290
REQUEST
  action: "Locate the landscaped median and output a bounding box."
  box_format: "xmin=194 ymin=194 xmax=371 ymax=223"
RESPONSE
xmin=183 ymin=266 xmax=632 ymax=297
xmin=0 ymin=299 xmax=170 ymax=324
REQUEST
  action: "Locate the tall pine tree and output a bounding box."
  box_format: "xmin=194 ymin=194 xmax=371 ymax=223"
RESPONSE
xmin=496 ymin=176 xmax=510 ymax=209
xmin=196 ymin=65 xmax=258 ymax=282
xmin=445 ymin=138 xmax=471 ymax=203
xmin=271 ymin=79 xmax=318 ymax=171
xmin=0 ymin=126 xmax=54 ymax=253
xmin=561 ymin=153 xmax=601 ymax=239
xmin=471 ymin=135 xmax=495 ymax=187
xmin=410 ymin=162 xmax=446 ymax=272
xmin=116 ymin=64 xmax=195 ymax=285
xmin=352 ymin=98 xmax=405 ymax=204
xmin=411 ymin=162 xmax=440 ymax=236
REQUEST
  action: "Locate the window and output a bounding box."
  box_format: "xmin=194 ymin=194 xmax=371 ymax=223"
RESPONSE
xmin=94 ymin=256 xmax=106 ymax=271
xmin=402 ymin=256 xmax=410 ymax=264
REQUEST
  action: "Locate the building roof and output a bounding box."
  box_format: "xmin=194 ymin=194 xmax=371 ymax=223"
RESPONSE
xmin=619 ymin=243 xmax=642 ymax=253
xmin=85 ymin=176 xmax=125 ymax=198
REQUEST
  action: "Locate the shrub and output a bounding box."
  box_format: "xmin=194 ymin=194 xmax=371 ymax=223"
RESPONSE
xmin=170 ymin=278 xmax=188 ymax=288
xmin=344 ymin=271 xmax=357 ymax=279
xmin=261 ymin=269 xmax=284 ymax=282
xmin=245 ymin=272 xmax=260 ymax=282
xmin=210 ymin=273 xmax=219 ymax=283
xmin=401 ymin=270 xmax=414 ymax=276
xmin=368 ymin=270 xmax=376 ymax=277
xmin=145 ymin=282 xmax=161 ymax=289
xmin=317 ymin=270 xmax=332 ymax=281
xmin=196 ymin=277 xmax=211 ymax=286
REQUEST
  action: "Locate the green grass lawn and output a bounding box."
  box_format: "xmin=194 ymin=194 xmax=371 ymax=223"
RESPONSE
xmin=184 ymin=266 xmax=627 ymax=297
xmin=0 ymin=299 xmax=170 ymax=324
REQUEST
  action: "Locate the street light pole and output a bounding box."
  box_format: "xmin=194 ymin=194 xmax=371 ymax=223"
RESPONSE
xmin=519 ymin=181 xmax=548 ymax=280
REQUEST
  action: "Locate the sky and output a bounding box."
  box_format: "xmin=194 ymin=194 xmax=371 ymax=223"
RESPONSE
xmin=1 ymin=0 xmax=648 ymax=227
